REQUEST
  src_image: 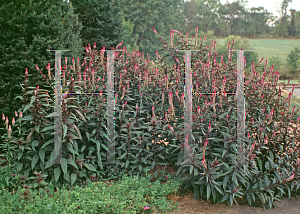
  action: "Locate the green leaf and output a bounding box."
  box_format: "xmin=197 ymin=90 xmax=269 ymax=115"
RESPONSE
xmin=30 ymin=96 xmax=36 ymax=105
xmin=32 ymin=140 xmax=39 ymax=151
xmin=84 ymin=163 xmax=97 ymax=172
xmin=60 ymin=158 xmax=68 ymax=175
xmin=63 ymin=124 xmax=68 ymax=139
xmin=125 ymin=160 xmax=129 ymax=168
xmin=268 ymin=151 xmax=274 ymax=162
xmin=67 ymin=144 xmax=80 ymax=156
xmin=35 ymin=125 xmax=40 ymax=133
xmin=45 ymin=112 xmax=61 ymax=118
xmin=54 ymin=167 xmax=61 ymax=183
xmin=41 ymin=125 xmax=54 ymax=133
xmin=154 ymin=171 xmax=158 ymax=178
xmin=70 ymin=173 xmax=77 ymax=186
xmin=39 ymin=149 xmax=45 ymax=164
xmin=23 ymin=104 xmax=33 ymax=113
xmin=257 ymin=158 xmax=263 ymax=171
xmin=138 ymin=164 xmax=142 ymax=172
xmin=141 ymin=157 xmax=147 ymax=165
xmin=41 ymin=139 xmax=54 ymax=149
xmin=31 ymin=154 xmax=39 ymax=170
xmin=220 ymin=193 xmax=229 ymax=202
xmin=207 ymin=184 xmax=211 ymax=199
xmin=67 ymin=158 xmax=78 ymax=170
xmin=75 ymin=109 xmax=87 ymax=123
xmin=222 ymin=150 xmax=227 ymax=158
xmin=151 ymin=160 xmax=156 ymax=169
xmin=21 ymin=115 xmax=34 ymax=121
xmin=190 ymin=165 xmax=194 ymax=175
xmin=73 ymin=124 xmax=82 ymax=140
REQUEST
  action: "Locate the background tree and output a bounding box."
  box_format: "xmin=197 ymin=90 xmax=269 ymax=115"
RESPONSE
xmin=215 ymin=35 xmax=258 ymax=70
xmin=218 ymin=1 xmax=247 ymax=36
xmin=246 ymin=7 xmax=273 ymax=38
xmin=118 ymin=0 xmax=186 ymax=62
xmin=286 ymin=47 xmax=300 ymax=75
xmin=0 ymin=0 xmax=85 ymax=137
xmin=181 ymin=0 xmax=222 ymax=36
xmin=68 ymin=0 xmax=130 ymax=58
xmin=276 ymin=0 xmax=293 ymax=37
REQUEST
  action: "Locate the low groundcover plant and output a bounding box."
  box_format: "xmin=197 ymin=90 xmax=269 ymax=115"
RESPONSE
xmin=0 ymin=167 xmax=182 ymax=214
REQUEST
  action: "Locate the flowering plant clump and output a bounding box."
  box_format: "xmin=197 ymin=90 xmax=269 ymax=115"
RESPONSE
xmin=0 ymin=25 xmax=299 ymax=211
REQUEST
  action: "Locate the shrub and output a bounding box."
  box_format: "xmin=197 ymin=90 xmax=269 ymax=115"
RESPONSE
xmin=215 ymin=35 xmax=259 ymax=70
xmin=286 ymin=47 xmax=300 ymax=75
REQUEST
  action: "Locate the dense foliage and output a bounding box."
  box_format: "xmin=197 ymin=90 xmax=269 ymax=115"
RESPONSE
xmin=1 ymin=25 xmax=300 ymax=211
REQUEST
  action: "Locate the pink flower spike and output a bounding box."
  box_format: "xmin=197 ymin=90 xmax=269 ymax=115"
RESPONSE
xmin=144 ymin=206 xmax=150 ymax=210
xmin=204 ymin=139 xmax=208 ymax=147
xmin=265 ymin=136 xmax=268 ymax=144
xmin=2 ymin=114 xmax=5 ymax=121
xmin=35 ymin=65 xmax=39 ymax=71
xmin=5 ymin=117 xmax=8 ymax=124
xmin=25 ymin=68 xmax=28 ymax=75
xmin=12 ymin=117 xmax=15 ymax=126
xmin=287 ymin=173 xmax=295 ymax=182
xmin=208 ymin=123 xmax=211 ymax=132
xmin=93 ymin=42 xmax=96 ymax=49
xmin=8 ymin=125 xmax=11 ymax=132
xmin=19 ymin=111 xmax=23 ymax=118
xmin=259 ymin=57 xmax=264 ymax=63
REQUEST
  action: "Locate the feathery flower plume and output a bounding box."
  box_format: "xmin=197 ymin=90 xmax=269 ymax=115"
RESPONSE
xmin=153 ymin=28 xmax=158 ymax=35
xmin=152 ymin=105 xmax=156 ymax=120
xmin=8 ymin=125 xmax=11 ymax=139
xmin=12 ymin=117 xmax=15 ymax=126
xmin=46 ymin=63 xmax=51 ymax=81
xmin=247 ymin=141 xmax=256 ymax=157
xmin=286 ymin=173 xmax=295 ymax=182
xmin=5 ymin=117 xmax=8 ymax=130
xmin=2 ymin=114 xmax=5 ymax=121
xmin=121 ymin=86 xmax=125 ymax=100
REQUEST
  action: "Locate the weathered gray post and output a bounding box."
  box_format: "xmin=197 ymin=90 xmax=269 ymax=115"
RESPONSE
xmin=46 ymin=49 xmax=70 ymax=165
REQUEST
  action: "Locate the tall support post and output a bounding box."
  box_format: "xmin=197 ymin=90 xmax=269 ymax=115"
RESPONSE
xmin=45 ymin=49 xmax=70 ymax=165
xmin=106 ymin=50 xmax=116 ymax=165
xmin=236 ymin=49 xmax=246 ymax=164
xmin=231 ymin=49 xmax=252 ymax=165
xmin=184 ymin=51 xmax=193 ymax=162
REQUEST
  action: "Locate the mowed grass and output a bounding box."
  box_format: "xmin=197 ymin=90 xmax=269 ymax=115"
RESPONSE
xmin=216 ymin=38 xmax=300 ymax=63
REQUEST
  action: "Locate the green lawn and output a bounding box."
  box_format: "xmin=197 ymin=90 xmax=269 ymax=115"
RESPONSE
xmin=216 ymin=38 xmax=300 ymax=64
